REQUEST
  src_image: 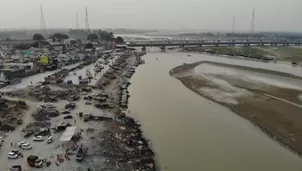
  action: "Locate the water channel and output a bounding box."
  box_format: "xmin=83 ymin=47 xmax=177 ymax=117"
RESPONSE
xmin=128 ymin=50 xmax=302 ymax=171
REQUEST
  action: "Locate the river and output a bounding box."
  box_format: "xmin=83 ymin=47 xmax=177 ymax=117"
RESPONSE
xmin=128 ymin=50 xmax=302 ymax=171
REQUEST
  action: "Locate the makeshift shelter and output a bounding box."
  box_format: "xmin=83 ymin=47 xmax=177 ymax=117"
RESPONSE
xmin=40 ymin=55 xmax=49 ymax=65
xmin=60 ymin=126 xmax=77 ymax=142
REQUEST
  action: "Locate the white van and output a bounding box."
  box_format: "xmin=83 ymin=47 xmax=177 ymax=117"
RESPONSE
xmin=46 ymin=136 xmax=53 ymax=144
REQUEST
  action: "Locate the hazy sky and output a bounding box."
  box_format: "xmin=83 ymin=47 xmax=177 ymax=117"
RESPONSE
xmin=0 ymin=0 xmax=301 ymax=32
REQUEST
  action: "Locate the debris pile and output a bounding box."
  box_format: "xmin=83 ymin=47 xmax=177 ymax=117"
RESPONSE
xmin=23 ymin=121 xmax=51 ymax=138
xmin=32 ymin=103 xmax=59 ymax=121
xmin=97 ymin=54 xmax=130 ymax=87
xmin=6 ymin=85 xmax=79 ymax=102
xmin=0 ymin=98 xmax=27 ymax=132
xmin=96 ymin=116 xmax=155 ymax=171
xmin=119 ymin=82 xmax=131 ymax=108
xmin=93 ymin=52 xmax=155 ymax=170
xmin=44 ymin=69 xmax=69 ymax=84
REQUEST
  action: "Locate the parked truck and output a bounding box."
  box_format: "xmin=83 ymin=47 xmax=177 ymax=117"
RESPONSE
xmin=27 ymin=155 xmax=43 ymax=168
xmin=10 ymin=165 xmax=22 ymax=171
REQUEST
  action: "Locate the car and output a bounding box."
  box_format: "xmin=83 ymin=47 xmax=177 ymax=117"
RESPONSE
xmin=10 ymin=165 xmax=22 ymax=171
xmin=46 ymin=136 xmax=53 ymax=144
xmin=17 ymin=141 xmax=26 ymax=147
xmin=62 ymin=110 xmax=71 ymax=114
xmin=63 ymin=115 xmax=73 ymax=119
xmin=11 ymin=149 xmax=20 ymax=154
xmin=85 ymin=101 xmax=92 ymax=105
xmin=33 ymin=136 xmax=43 ymax=141
xmin=65 ymin=102 xmax=76 ymax=109
xmin=24 ymin=131 xmax=34 ymax=138
xmin=21 ymin=142 xmax=32 ymax=150
xmin=8 ymin=152 xmax=18 ymax=159
xmin=84 ymin=96 xmax=93 ymax=100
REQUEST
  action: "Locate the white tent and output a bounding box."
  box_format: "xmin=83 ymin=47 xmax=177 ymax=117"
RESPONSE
xmin=60 ymin=126 xmax=77 ymax=142
xmin=0 ymin=72 xmax=7 ymax=82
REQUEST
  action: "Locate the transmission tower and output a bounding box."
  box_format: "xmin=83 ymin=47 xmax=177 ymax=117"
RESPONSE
xmin=40 ymin=4 xmax=47 ymax=36
xmin=232 ymin=16 xmax=236 ymax=33
xmin=250 ymin=9 xmax=255 ymax=33
xmin=85 ymin=6 xmax=90 ymax=31
xmin=76 ymin=12 xmax=80 ymax=29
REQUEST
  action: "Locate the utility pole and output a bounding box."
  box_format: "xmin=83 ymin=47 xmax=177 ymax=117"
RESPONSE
xmin=250 ymin=9 xmax=255 ymax=33
xmin=232 ymin=16 xmax=235 ymax=34
xmin=76 ymin=12 xmax=80 ymax=29
xmin=40 ymin=4 xmax=47 ymax=37
xmin=85 ymin=6 xmax=90 ymax=31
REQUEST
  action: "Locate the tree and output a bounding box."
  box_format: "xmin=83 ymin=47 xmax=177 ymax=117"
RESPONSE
xmin=14 ymin=43 xmax=32 ymax=50
xmin=115 ymin=36 xmax=124 ymax=44
xmin=97 ymin=30 xmax=114 ymax=41
xmin=85 ymin=43 xmax=94 ymax=49
xmin=49 ymin=33 xmax=69 ymax=40
xmin=87 ymin=33 xmax=98 ymax=41
xmin=70 ymin=40 xmax=77 ymax=45
xmin=33 ymin=34 xmax=45 ymax=41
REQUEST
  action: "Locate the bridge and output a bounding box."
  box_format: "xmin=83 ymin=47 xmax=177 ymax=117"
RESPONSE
xmin=0 ymin=40 xmax=36 ymax=45
xmin=127 ymin=40 xmax=302 ymax=51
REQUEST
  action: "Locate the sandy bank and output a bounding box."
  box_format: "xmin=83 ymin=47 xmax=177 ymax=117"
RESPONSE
xmin=170 ymin=61 xmax=302 ymax=155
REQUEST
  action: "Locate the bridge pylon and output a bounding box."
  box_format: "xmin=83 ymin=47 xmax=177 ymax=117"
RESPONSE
xmin=160 ymin=46 xmax=166 ymax=52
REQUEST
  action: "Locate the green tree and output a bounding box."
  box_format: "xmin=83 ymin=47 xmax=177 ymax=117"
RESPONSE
xmin=97 ymin=30 xmax=114 ymax=41
xmin=33 ymin=34 xmax=45 ymax=41
xmin=115 ymin=36 xmax=124 ymax=44
xmin=85 ymin=43 xmax=94 ymax=49
xmin=70 ymin=40 xmax=77 ymax=44
xmin=49 ymin=33 xmax=69 ymax=40
xmin=87 ymin=33 xmax=98 ymax=41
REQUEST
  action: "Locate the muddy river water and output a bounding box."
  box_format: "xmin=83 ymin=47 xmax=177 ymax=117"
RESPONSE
xmin=128 ymin=50 xmax=302 ymax=171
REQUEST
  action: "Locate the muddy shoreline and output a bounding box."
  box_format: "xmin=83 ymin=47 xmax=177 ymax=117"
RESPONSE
xmin=92 ymin=52 xmax=156 ymax=170
xmin=170 ymin=61 xmax=302 ymax=156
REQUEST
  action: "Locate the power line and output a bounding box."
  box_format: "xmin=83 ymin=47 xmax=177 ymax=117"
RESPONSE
xmin=250 ymin=9 xmax=255 ymax=33
xmin=232 ymin=16 xmax=235 ymax=33
xmin=40 ymin=4 xmax=47 ymax=36
xmin=85 ymin=6 xmax=90 ymax=31
xmin=76 ymin=12 xmax=80 ymax=29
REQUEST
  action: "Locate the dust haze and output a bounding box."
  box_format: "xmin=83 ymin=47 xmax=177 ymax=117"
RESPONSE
xmin=0 ymin=0 xmax=301 ymax=32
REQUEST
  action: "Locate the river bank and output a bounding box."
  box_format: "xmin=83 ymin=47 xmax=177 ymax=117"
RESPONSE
xmin=183 ymin=46 xmax=302 ymax=65
xmin=0 ymin=50 xmax=155 ymax=171
xmin=127 ymin=50 xmax=302 ymax=171
xmin=183 ymin=46 xmax=274 ymax=61
xmin=170 ymin=61 xmax=302 ymax=155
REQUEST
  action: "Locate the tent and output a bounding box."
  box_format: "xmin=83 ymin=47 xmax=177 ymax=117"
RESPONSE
xmin=60 ymin=126 xmax=77 ymax=142
xmin=40 ymin=55 xmax=49 ymax=64
xmin=0 ymin=72 xmax=8 ymax=82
